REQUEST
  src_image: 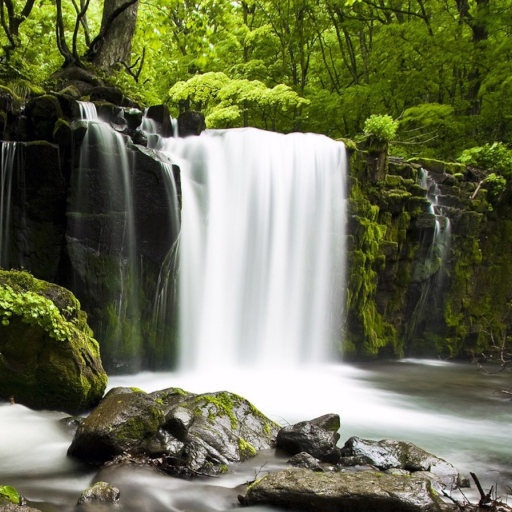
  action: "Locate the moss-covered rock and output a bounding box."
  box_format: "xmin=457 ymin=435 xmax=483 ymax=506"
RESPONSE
xmin=0 ymin=270 xmax=107 ymax=413
xmin=68 ymin=386 xmax=279 ymax=474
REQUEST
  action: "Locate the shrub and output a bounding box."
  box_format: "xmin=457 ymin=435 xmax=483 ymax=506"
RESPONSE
xmin=363 ymin=114 xmax=398 ymax=142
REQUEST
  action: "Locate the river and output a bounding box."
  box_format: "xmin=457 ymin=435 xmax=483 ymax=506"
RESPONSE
xmin=1 ymin=359 xmax=510 ymax=511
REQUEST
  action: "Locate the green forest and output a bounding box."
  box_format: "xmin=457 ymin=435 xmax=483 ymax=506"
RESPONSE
xmin=1 ymin=0 xmax=512 ymax=162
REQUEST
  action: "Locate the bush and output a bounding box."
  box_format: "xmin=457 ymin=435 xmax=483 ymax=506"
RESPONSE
xmin=458 ymin=142 xmax=512 ymax=177
xmin=363 ymin=114 xmax=398 ymax=142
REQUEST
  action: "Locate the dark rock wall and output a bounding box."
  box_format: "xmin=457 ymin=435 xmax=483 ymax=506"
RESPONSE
xmin=1 ymin=78 xmax=510 ymax=365
xmin=345 ymin=142 xmax=512 ymax=360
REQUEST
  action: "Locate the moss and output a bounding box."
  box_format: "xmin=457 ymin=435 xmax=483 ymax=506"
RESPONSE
xmin=197 ymin=392 xmax=238 ymax=429
xmin=238 ymin=437 xmax=257 ymax=459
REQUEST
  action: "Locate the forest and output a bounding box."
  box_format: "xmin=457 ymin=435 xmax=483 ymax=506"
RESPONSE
xmin=0 ymin=0 xmax=511 ymax=163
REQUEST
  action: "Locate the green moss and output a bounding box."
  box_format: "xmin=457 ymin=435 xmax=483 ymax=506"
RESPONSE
xmin=197 ymin=392 xmax=238 ymax=429
xmin=238 ymin=437 xmax=257 ymax=460
xmin=0 ymin=486 xmax=20 ymax=504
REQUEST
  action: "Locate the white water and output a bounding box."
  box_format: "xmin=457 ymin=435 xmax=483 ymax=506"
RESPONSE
xmin=150 ymin=128 xmax=347 ymax=370
xmin=1 ymin=362 xmax=511 ymax=511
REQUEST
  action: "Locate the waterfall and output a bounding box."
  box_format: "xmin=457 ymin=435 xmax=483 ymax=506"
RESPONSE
xmin=0 ymin=142 xmax=20 ymax=268
xmin=152 ymin=128 xmax=347 ymax=370
xmin=407 ymin=168 xmax=452 ymax=346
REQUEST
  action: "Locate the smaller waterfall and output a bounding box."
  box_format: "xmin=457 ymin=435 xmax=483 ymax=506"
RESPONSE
xmin=70 ymin=103 xmax=141 ymax=367
xmin=0 ymin=142 xmax=20 ymax=268
xmin=407 ymin=169 xmax=452 ymax=347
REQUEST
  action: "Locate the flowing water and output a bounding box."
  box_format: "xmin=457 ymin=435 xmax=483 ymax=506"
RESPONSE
xmin=0 ymin=142 xmax=19 ymax=268
xmin=1 ymin=361 xmax=511 ymax=511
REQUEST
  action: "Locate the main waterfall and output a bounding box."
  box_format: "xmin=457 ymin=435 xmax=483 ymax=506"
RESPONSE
xmin=151 ymin=128 xmax=347 ymax=370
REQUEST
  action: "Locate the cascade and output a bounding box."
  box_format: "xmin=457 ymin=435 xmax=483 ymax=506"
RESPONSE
xmin=150 ymin=128 xmax=347 ymax=370
xmin=68 ymin=103 xmax=181 ymax=370
xmin=407 ymin=168 xmax=452 ymax=344
xmin=0 ymin=142 xmax=21 ymax=268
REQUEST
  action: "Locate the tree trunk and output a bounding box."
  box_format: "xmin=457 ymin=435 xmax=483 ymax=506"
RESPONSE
xmin=90 ymin=0 xmax=139 ymax=69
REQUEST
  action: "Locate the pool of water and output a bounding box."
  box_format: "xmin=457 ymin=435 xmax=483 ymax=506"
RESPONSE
xmin=1 ymin=361 xmax=510 ymax=510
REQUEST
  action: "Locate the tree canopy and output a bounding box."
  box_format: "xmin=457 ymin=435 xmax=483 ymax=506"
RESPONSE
xmin=0 ymin=0 xmax=511 ymax=158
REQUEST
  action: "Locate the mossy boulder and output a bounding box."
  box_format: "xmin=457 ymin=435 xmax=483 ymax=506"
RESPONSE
xmin=0 ymin=270 xmax=107 ymax=413
xmin=68 ymin=387 xmax=166 ymax=462
xmin=68 ymin=386 xmax=279 ymax=474
xmin=242 ymin=468 xmax=443 ymax=512
xmin=25 ymin=95 xmax=63 ymax=141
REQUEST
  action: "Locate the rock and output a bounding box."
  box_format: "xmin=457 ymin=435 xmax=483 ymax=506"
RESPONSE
xmin=340 ymin=437 xmax=460 ymax=490
xmin=0 ymin=505 xmax=41 ymax=512
xmin=123 ymin=109 xmax=143 ymax=131
xmin=276 ymin=415 xmax=341 ymax=463
xmin=288 ymin=452 xmax=324 ymax=472
xmin=59 ymin=416 xmax=84 ymax=435
xmin=146 ymin=105 xmax=174 ymax=137
xmin=177 ymin=111 xmax=206 ymax=137
xmin=243 ymin=468 xmax=442 ymax=512
xmin=0 ymin=270 xmax=108 ymax=413
xmin=96 ymin=103 xmax=122 ymax=124
xmin=68 ymin=387 xmax=166 ymax=462
xmin=68 ymin=386 xmax=279 ymax=473
xmin=25 ymin=95 xmax=63 ymax=141
xmin=90 ymin=87 xmax=123 ymax=105
xmin=77 ymin=481 xmax=120 ymax=505
xmin=53 ymin=118 xmax=73 ymax=147
xmin=309 ymin=413 xmax=340 ymax=432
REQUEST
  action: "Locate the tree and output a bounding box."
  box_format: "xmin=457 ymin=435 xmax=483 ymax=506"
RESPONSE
xmin=86 ymin=0 xmax=139 ymax=68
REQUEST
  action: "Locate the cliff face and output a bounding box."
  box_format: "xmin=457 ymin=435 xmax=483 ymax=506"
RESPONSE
xmin=1 ymin=80 xmax=510 ymax=366
xmin=345 ymin=140 xmax=512 ymax=360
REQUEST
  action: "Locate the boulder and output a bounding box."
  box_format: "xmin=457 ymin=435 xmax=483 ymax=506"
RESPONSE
xmin=242 ymin=468 xmax=442 ymax=512
xmin=68 ymin=386 xmax=279 ymax=474
xmin=276 ymin=415 xmax=341 ymax=463
xmin=68 ymin=387 xmax=166 ymax=462
xmin=77 ymin=482 xmax=120 ymax=505
xmin=177 ymin=111 xmax=206 ymax=137
xmin=340 ymin=437 xmax=460 ymax=490
xmin=146 ymin=105 xmax=174 ymax=137
xmin=288 ymin=452 xmax=324 ymax=472
xmin=0 ymin=270 xmax=108 ymax=413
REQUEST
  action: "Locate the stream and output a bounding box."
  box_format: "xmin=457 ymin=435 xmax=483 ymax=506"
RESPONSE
xmin=1 ymin=359 xmax=510 ymax=511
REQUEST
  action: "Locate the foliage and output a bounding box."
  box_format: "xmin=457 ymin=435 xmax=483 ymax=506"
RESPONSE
xmin=0 ymin=285 xmax=75 ymax=340
xmin=363 ymin=115 xmax=398 ymax=143
xmin=0 ymin=485 xmax=19 ymax=504
xmin=458 ymin=143 xmax=512 ymax=177
xmin=169 ymin=72 xmax=309 ymax=130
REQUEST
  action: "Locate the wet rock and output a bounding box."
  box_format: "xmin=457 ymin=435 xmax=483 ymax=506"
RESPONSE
xmin=68 ymin=387 xmax=279 ymax=473
xmin=276 ymin=415 xmax=341 ymax=463
xmin=177 ymin=111 xmax=206 ymax=137
xmin=68 ymin=387 xmax=166 ymax=463
xmin=77 ymin=481 xmax=120 ymax=505
xmin=146 ymin=104 xmax=174 ymax=137
xmin=123 ymin=109 xmax=143 ymax=131
xmin=60 ymin=416 xmax=84 ymax=435
xmin=288 ymin=452 xmax=324 ymax=472
xmin=243 ymin=468 xmax=442 ymax=512
xmin=340 ymin=437 xmax=460 ymax=490
xmin=0 ymin=270 xmax=108 ymax=414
